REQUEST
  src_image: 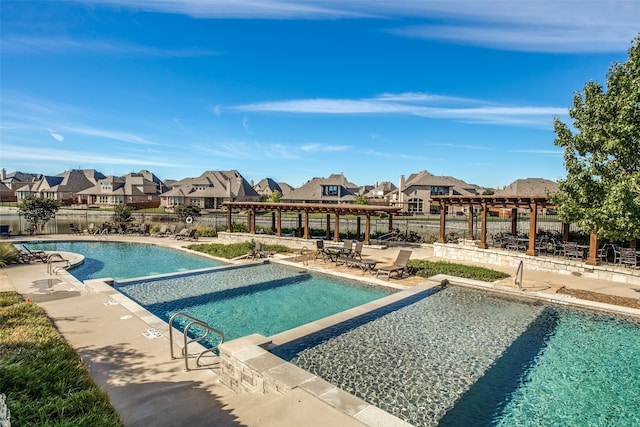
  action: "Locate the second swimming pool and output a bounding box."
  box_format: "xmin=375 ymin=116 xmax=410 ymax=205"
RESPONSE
xmin=115 ymin=262 xmax=396 ymax=341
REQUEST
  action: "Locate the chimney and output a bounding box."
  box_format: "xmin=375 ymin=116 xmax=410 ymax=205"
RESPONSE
xmin=398 ymin=175 xmax=405 ymax=207
xmin=226 ymin=179 xmax=231 ymax=197
xmin=1 ymin=168 xmax=5 ymax=181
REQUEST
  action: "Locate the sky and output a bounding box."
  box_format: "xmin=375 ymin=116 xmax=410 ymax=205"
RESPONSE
xmin=1 ymin=1 xmax=638 ymax=190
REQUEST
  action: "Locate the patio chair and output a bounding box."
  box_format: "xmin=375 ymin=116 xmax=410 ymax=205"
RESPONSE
xmin=336 ymin=242 xmax=363 ymax=267
xmin=20 ymin=245 xmax=47 ymax=263
xmin=619 ymin=247 xmax=638 ymax=268
xmin=597 ymin=244 xmax=610 ymax=264
xmin=314 ymin=240 xmax=330 ymax=262
xmin=248 ymin=241 xmax=271 ymax=259
xmin=152 ymin=224 xmax=168 ymax=237
xmin=172 ymin=228 xmax=189 ymax=239
xmin=375 ymin=249 xmax=412 ymax=280
xmin=563 ymin=242 xmax=584 ymax=259
xmin=69 ymin=223 xmax=82 ymax=234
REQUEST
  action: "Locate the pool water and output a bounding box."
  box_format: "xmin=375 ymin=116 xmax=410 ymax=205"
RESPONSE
xmin=115 ymin=263 xmax=396 ymax=342
xmin=25 ymin=241 xmax=223 ymax=281
xmin=273 ymin=286 xmax=640 ymax=427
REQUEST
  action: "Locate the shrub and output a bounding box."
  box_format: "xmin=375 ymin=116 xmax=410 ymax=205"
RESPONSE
xmin=0 ymin=243 xmax=20 ymax=267
xmin=195 ymin=225 xmax=217 ymax=237
xmin=408 ymin=259 xmax=509 ymax=282
xmin=231 ymin=222 xmax=248 ymax=233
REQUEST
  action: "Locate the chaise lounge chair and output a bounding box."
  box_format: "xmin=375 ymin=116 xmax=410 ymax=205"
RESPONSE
xmin=248 ymin=241 xmax=271 ymax=259
xmin=375 ymin=249 xmax=412 ymax=280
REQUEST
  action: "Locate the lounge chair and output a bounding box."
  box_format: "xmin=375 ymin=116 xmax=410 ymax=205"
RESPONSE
xmin=69 ymin=223 xmax=82 ymax=234
xmin=176 ymin=228 xmax=198 ymax=241
xmin=20 ymin=245 xmax=47 ymax=263
xmin=248 ymin=241 xmax=271 ymax=259
xmin=375 ymin=249 xmax=412 ymax=280
xmin=337 ymin=242 xmax=363 ymax=267
xmin=152 ymin=224 xmax=168 ymax=237
xmin=173 ymin=228 xmax=189 ymax=239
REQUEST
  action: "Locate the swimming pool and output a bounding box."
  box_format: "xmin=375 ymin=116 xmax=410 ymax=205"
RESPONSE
xmin=25 ymin=241 xmax=224 ymax=281
xmin=115 ymin=262 xmax=396 ymax=341
xmin=272 ymin=285 xmax=640 ymax=427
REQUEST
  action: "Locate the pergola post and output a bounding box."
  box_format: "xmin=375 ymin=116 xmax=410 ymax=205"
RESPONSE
xmin=526 ymin=200 xmax=539 ymax=256
xmin=247 ymin=209 xmax=252 ymax=233
xmin=356 ymin=217 xmax=361 ymax=241
xmin=297 ymin=213 xmax=302 ymax=237
xmin=364 ymin=214 xmax=371 ymax=245
xmin=271 ymin=212 xmax=276 ymax=233
xmin=562 ymin=223 xmax=570 ymax=242
xmin=478 ymin=201 xmax=488 ymax=249
xmin=388 ymin=214 xmax=393 ymax=232
xmin=510 ymin=208 xmax=518 ymax=235
xmin=304 ymin=210 xmax=310 ymax=239
xmin=333 ymin=213 xmax=340 ymax=242
xmin=438 ymin=201 xmax=446 ymax=243
xmin=226 ymin=207 xmax=232 ymax=232
xmin=467 ymin=207 xmax=474 ymax=240
xmin=326 ymin=214 xmax=331 ymax=240
xmin=586 ymin=231 xmax=599 ymax=265
xmin=276 ymin=208 xmax=282 ymax=236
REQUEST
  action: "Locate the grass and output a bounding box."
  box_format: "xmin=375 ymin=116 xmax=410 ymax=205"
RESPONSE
xmin=187 ymin=241 xmax=290 ymax=259
xmin=0 ymin=292 xmax=124 ymax=427
xmin=408 ymin=259 xmax=510 ymax=282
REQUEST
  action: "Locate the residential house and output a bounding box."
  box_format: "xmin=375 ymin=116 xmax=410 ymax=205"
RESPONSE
xmin=492 ymin=178 xmax=558 ymax=217
xmin=160 ymin=170 xmax=260 ymax=210
xmin=16 ymin=169 xmax=105 ymax=204
xmin=1 ymin=169 xmax=41 ymax=202
xmin=282 ymin=173 xmax=362 ymax=204
xmin=364 ymin=181 xmax=397 ymax=206
xmin=390 ymin=170 xmax=482 ymax=215
xmin=77 ymin=170 xmax=169 ymax=208
xmin=253 ymin=178 xmax=294 ymax=200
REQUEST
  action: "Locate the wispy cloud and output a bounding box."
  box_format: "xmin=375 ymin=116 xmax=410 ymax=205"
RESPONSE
xmin=73 ymin=1 xmax=638 ymax=53
xmin=1 ymin=144 xmax=176 ymax=166
xmin=232 ymin=92 xmax=566 ymax=128
xmin=48 ymin=129 xmax=64 ymax=142
xmin=1 ymin=36 xmax=218 ymax=57
xmin=299 ymin=143 xmax=351 ymax=152
xmin=427 ymin=143 xmax=493 ymax=151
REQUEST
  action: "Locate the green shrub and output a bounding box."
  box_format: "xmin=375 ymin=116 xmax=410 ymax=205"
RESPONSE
xmin=231 ymin=222 xmax=248 ymax=233
xmin=0 ymin=243 xmax=20 ymax=267
xmin=195 ymin=225 xmax=217 ymax=237
xmin=408 ymin=259 xmax=509 ymax=282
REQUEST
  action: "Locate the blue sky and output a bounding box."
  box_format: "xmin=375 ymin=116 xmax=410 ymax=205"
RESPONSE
xmin=1 ymin=1 xmax=638 ymax=189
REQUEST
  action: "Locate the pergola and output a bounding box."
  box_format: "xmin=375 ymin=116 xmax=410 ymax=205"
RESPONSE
xmin=222 ymin=202 xmax=402 ymax=245
xmin=432 ymin=195 xmax=601 ymax=266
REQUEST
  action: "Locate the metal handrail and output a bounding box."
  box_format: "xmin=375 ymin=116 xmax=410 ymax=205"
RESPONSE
xmin=169 ymin=313 xmax=225 ymax=371
xmin=514 ymin=260 xmax=524 ymax=290
xmin=47 ymin=253 xmax=70 ymax=274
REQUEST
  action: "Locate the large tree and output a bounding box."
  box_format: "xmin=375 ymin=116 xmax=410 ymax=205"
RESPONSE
xmin=552 ymin=35 xmax=640 ymax=242
xmin=18 ymin=196 xmax=61 ymax=234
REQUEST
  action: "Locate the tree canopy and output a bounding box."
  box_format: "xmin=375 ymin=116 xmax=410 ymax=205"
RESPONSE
xmin=18 ymin=196 xmax=61 ymax=234
xmin=552 ymin=35 xmax=640 ymax=242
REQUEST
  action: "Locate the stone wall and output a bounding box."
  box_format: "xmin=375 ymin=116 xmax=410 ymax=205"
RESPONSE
xmin=433 ymin=242 xmax=640 ymax=286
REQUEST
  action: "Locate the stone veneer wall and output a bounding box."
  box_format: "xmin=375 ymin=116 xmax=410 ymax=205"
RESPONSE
xmin=433 ymin=242 xmax=640 ymax=286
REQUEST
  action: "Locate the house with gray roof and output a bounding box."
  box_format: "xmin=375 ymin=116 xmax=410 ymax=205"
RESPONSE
xmin=16 ymin=169 xmax=105 ymax=205
xmin=160 ymin=170 xmax=259 ymax=210
xmin=390 ymin=170 xmax=482 ymax=214
xmin=253 ymin=178 xmax=294 ymax=200
xmin=496 ymin=178 xmax=558 ymax=197
xmin=77 ymin=170 xmax=168 ymax=208
xmin=282 ymin=173 xmax=362 ymax=204
xmin=364 ymin=181 xmax=397 ymax=206
xmin=1 ymin=169 xmax=41 ymax=202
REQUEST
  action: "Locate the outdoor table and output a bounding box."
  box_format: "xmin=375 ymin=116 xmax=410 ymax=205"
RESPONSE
xmin=358 ymin=260 xmax=377 ymax=275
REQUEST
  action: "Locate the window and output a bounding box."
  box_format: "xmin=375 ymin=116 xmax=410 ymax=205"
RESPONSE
xmin=407 ymin=198 xmax=423 ymax=213
xmin=322 ymin=185 xmax=339 ymax=196
xmin=430 ymin=186 xmax=448 ymax=196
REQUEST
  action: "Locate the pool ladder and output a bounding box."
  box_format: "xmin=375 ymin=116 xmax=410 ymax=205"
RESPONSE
xmin=169 ymin=313 xmax=225 ymax=372
xmin=47 ymin=253 xmax=70 ymax=275
xmin=514 ymin=260 xmax=524 ymax=290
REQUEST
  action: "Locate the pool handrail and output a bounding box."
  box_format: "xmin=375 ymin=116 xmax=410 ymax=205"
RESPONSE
xmin=169 ymin=312 xmax=225 ymax=371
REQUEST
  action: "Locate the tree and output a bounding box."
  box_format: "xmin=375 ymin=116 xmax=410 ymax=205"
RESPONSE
xmin=482 ymin=188 xmax=495 ymax=196
xmin=268 ymin=190 xmax=281 ymax=203
xmin=18 ymin=196 xmax=61 ymax=234
xmin=552 ymin=35 xmax=640 ymax=242
xmin=354 ymin=194 xmax=367 ymax=205
xmin=112 ymin=205 xmax=133 ymax=225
